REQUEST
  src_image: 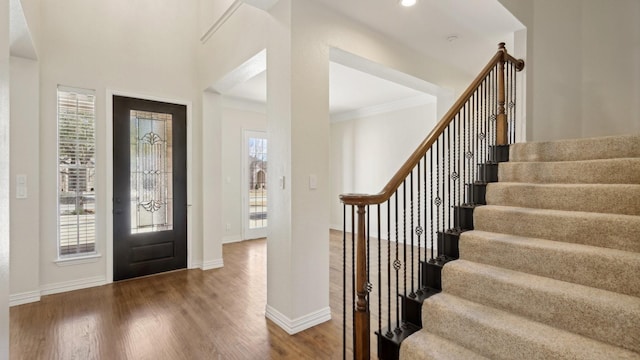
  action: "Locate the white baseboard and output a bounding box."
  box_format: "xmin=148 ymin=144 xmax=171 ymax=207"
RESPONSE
xmin=329 ymin=223 xmax=343 ymax=231
xmin=265 ymin=305 xmax=331 ymax=335
xmin=10 ymin=290 xmax=41 ymax=307
xmin=190 ymin=261 xmax=203 ymax=269
xmin=222 ymin=235 xmax=242 ymax=244
xmin=40 ymin=276 xmax=107 ymax=296
xmin=202 ymin=258 xmax=224 ymax=271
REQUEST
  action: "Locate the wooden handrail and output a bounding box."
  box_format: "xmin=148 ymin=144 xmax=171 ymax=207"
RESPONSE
xmin=340 ymin=43 xmax=524 ymax=206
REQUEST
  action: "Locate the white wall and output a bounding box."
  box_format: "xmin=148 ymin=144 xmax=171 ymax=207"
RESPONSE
xmin=197 ymin=2 xmax=269 ymax=277
xmin=201 ymin=91 xmax=223 ymax=270
xmin=198 ymin=4 xmax=268 ymax=92
xmin=0 ymin=0 xmax=11 ymax=355
xmin=16 ymin=0 xmax=40 ymax=55
xmin=221 ymin=104 xmax=267 ymax=243
xmin=330 ymin=103 xmax=438 ymax=230
xmin=199 ymin=0 xmax=237 ymax=40
xmin=499 ymin=0 xmax=640 ymax=141
xmin=9 ymin=56 xmax=39 ymax=303
xmin=36 ymin=0 xmax=201 ymax=290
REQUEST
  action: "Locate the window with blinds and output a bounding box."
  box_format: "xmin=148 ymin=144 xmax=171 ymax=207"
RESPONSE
xmin=57 ymin=87 xmax=97 ymax=257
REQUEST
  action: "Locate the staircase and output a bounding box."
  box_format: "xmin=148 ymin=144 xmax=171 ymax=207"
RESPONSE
xmin=400 ymin=134 xmax=640 ymax=359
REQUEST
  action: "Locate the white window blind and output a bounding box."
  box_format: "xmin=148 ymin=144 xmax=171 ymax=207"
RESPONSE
xmin=57 ymin=87 xmax=96 ymax=257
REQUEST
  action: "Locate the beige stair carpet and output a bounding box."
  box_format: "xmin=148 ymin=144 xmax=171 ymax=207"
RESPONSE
xmin=400 ymin=134 xmax=640 ymax=360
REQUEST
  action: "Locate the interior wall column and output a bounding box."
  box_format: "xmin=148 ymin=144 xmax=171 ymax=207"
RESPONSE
xmin=266 ymin=0 xmax=331 ymax=333
xmin=201 ymin=91 xmax=223 ymax=270
xmin=0 ymin=0 xmax=11 ymax=355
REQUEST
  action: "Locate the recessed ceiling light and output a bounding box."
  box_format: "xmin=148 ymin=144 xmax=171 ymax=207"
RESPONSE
xmin=399 ymin=0 xmax=417 ymax=7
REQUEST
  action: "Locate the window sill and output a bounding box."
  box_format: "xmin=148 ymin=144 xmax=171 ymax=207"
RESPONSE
xmin=54 ymin=253 xmax=102 ymax=267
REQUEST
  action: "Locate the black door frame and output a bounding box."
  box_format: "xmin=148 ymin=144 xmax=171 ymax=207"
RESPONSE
xmin=107 ymin=91 xmax=191 ymax=283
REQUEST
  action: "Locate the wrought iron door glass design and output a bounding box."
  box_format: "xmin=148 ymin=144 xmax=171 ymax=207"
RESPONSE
xmin=130 ymin=110 xmax=173 ymax=234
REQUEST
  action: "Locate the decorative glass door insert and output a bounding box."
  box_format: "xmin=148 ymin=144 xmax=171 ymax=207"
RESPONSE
xmin=130 ymin=110 xmax=173 ymax=234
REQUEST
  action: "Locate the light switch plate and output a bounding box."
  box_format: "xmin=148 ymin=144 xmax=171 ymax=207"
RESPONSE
xmin=16 ymin=174 xmax=27 ymax=185
xmin=309 ymin=174 xmax=317 ymax=190
xmin=16 ymin=174 xmax=28 ymax=199
xmin=16 ymin=186 xmax=27 ymax=199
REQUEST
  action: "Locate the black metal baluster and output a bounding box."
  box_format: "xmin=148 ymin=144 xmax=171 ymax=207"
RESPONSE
xmin=366 ymin=206 xmax=370 ymax=313
xmin=464 ymin=99 xmax=470 ymax=205
xmin=447 ymin=125 xmax=451 ymax=232
xmin=506 ymin=63 xmax=511 ymax=144
xmin=430 ymin=147 xmax=434 ymax=261
xmin=409 ymin=171 xmax=415 ymax=298
xmin=394 ymin=192 xmax=401 ymax=333
xmin=452 ymin=115 xmax=458 ymax=230
xmin=511 ymin=63 xmax=517 ymax=144
xmin=377 ymin=204 xmax=381 ymax=338
xmin=482 ymin=76 xmax=487 ymax=172
xmin=456 ymin=112 xmax=461 ymax=227
xmin=437 ymin=137 xmax=442 ymax=257
xmin=493 ymin=66 xmax=498 ymax=154
xmin=441 ymin=134 xmax=445 ymax=256
xmin=492 ymin=69 xmax=498 ymax=159
xmin=480 ymin=72 xmax=493 ymax=172
xmin=386 ymin=200 xmax=392 ymax=338
xmin=497 ymin=65 xmax=500 ymax=148
xmin=423 ymin=154 xmax=428 ymax=264
xmin=487 ymin=69 xmax=492 ymax=161
xmin=351 ymin=205 xmax=356 ymax=349
xmin=402 ymin=181 xmax=407 ymax=310
xmin=469 ymin=91 xmax=473 ymax=192
xmin=416 ymin=160 xmax=422 ymax=295
xmin=486 ymin=68 xmax=490 ymax=156
xmin=475 ymin=83 xmax=481 ymax=189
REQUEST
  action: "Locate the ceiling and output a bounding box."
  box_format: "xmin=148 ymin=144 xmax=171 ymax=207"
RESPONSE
xmin=222 ymin=0 xmax=524 ymax=117
xmin=313 ymin=0 xmax=524 ymax=74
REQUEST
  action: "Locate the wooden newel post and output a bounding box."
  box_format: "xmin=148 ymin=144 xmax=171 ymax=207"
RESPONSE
xmin=354 ymin=205 xmax=370 ymax=359
xmin=497 ymin=42 xmax=508 ymax=146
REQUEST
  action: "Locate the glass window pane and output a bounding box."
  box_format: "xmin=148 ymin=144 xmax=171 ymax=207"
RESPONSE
xmin=248 ymin=137 xmax=267 ymax=230
xmin=58 ymin=87 xmax=96 ymax=257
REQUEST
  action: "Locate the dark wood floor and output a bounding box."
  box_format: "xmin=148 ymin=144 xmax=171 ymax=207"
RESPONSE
xmin=11 ymin=230 xmax=360 ymax=359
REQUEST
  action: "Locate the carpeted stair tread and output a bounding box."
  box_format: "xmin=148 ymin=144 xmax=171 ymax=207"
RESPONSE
xmin=421 ymin=293 xmax=640 ymax=360
xmin=442 ymin=260 xmax=640 ymax=353
xmin=510 ymin=134 xmax=640 ymax=162
xmin=400 ymin=330 xmax=490 ymax=360
xmin=486 ymin=182 xmax=640 ymax=215
xmin=499 ymin=158 xmax=640 ymax=184
xmin=459 ymin=230 xmax=640 ymax=297
xmin=473 ymin=205 xmax=640 ymax=253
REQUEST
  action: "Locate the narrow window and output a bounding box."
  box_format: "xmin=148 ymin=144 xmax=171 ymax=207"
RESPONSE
xmin=57 ymin=86 xmax=96 ymax=257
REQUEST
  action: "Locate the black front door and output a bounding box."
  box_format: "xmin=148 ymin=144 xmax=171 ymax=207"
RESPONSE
xmin=113 ymin=96 xmax=187 ymax=281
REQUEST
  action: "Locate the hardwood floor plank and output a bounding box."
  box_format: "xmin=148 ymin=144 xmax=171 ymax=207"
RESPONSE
xmin=10 ymin=231 xmax=363 ymax=359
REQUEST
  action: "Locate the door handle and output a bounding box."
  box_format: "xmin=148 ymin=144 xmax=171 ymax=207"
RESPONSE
xmin=113 ymin=209 xmax=123 ymax=215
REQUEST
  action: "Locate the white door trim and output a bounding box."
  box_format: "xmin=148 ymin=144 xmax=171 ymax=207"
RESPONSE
xmin=106 ymin=89 xmax=193 ymax=283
